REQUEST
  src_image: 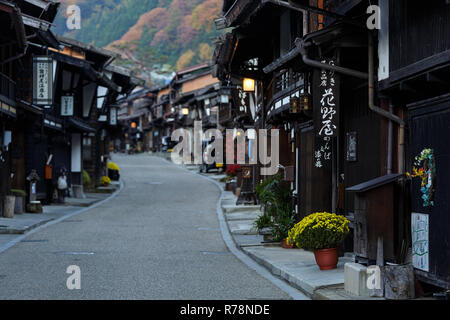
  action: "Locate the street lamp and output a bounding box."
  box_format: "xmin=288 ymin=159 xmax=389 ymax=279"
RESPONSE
xmin=182 ymin=107 xmax=189 ymax=116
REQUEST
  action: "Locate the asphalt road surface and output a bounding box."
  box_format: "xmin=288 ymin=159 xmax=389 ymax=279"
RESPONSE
xmin=0 ymin=154 xmax=295 ymax=300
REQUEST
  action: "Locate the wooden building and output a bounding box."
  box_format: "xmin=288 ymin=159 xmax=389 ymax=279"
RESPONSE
xmin=1 ymin=0 xmax=139 ymax=209
xmin=213 ymin=0 xmax=416 ymax=268
xmin=377 ymin=0 xmax=450 ymax=290
xmin=118 ymin=87 xmax=156 ymax=153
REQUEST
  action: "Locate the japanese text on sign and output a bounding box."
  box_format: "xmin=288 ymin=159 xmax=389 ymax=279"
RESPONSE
xmin=318 ymin=60 xmax=338 ymax=137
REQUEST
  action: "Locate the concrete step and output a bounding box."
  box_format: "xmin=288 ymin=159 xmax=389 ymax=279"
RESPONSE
xmin=242 ymin=246 xmax=353 ymax=299
xmin=225 ymin=211 xmax=261 ymax=221
xmin=227 ymin=220 xmax=258 ymax=235
xmin=222 ymin=205 xmax=260 ymax=214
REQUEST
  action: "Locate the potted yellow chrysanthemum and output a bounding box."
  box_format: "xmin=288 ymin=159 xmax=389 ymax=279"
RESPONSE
xmin=287 ymin=212 xmax=350 ymax=270
xmin=107 ymin=162 xmax=120 ymax=181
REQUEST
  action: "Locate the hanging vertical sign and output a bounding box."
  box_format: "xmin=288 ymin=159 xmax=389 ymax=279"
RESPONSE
xmin=313 ymin=58 xmax=340 ymax=169
xmin=314 ymin=59 xmax=340 ymax=137
xmin=110 ymin=107 xmax=118 ymax=126
xmin=61 ymin=95 xmax=74 ymax=116
xmin=33 ymin=56 xmax=53 ymax=106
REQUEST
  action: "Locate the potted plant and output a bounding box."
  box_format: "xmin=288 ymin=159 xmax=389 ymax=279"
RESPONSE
xmin=82 ymin=170 xmax=92 ymax=191
xmin=225 ymin=164 xmax=241 ymax=192
xmin=270 ymin=207 xmax=296 ymax=248
xmin=11 ymin=189 xmax=27 ymax=214
xmin=287 ymin=212 xmax=350 ymax=270
xmin=3 ymin=193 xmax=15 ymax=218
xmin=255 ymin=173 xmax=293 ymax=242
xmin=101 ymin=176 xmax=111 ymax=187
xmin=107 ymin=162 xmax=120 ymax=181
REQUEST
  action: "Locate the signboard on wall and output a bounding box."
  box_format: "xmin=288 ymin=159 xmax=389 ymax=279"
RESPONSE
xmin=61 ymin=95 xmax=74 ymax=116
xmin=314 ymin=59 xmax=340 ymax=138
xmin=412 ymin=213 xmax=429 ymax=272
xmin=314 ymin=136 xmax=332 ymax=169
xmin=110 ymin=107 xmax=118 ymax=126
xmin=313 ymin=58 xmax=340 ymax=169
xmin=346 ymin=132 xmax=358 ymax=162
xmin=33 ymin=56 xmax=53 ymax=106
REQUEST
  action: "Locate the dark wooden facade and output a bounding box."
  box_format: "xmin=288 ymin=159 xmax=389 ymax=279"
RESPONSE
xmin=1 ymin=0 xmax=139 ymax=210
xmin=378 ymin=0 xmax=450 ymax=289
xmin=212 ymin=0 xmax=450 ymax=283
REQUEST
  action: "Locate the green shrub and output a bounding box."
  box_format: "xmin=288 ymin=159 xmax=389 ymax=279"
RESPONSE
xmin=11 ymin=189 xmax=27 ymax=197
xmin=254 ymin=214 xmax=273 ymax=231
xmin=82 ymin=170 xmax=92 ymax=187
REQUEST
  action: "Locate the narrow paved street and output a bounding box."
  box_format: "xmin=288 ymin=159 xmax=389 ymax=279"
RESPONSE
xmin=0 ymin=154 xmax=292 ymax=300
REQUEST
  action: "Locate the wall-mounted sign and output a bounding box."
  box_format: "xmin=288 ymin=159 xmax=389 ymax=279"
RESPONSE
xmin=346 ymin=132 xmax=357 ymax=162
xmin=314 ymin=59 xmax=340 ymax=138
xmin=412 ymin=213 xmax=429 ymax=272
xmin=61 ymin=95 xmax=74 ymax=116
xmin=33 ymin=56 xmax=53 ymax=106
xmin=110 ymin=107 xmax=117 ymax=126
xmin=314 ymin=136 xmax=332 ymax=169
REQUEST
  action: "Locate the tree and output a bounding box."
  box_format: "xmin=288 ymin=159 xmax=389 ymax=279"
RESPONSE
xmin=111 ymin=40 xmax=171 ymax=87
xmin=176 ymin=50 xmax=196 ymax=71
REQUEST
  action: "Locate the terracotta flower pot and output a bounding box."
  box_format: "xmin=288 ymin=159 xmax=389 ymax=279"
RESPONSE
xmin=313 ymin=247 xmax=339 ymax=270
xmin=282 ymin=239 xmax=294 ymax=249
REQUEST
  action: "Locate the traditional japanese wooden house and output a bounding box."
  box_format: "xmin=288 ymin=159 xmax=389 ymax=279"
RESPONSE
xmin=148 ymin=85 xmax=171 ymax=152
xmin=0 ymin=0 xmax=28 ymax=215
xmin=106 ymin=65 xmax=146 ymax=153
xmin=171 ymin=64 xmax=221 ymax=128
xmin=377 ymin=0 xmax=450 ymax=290
xmin=49 ymin=36 xmax=123 ymax=191
xmin=3 ymin=0 xmax=63 ymax=205
xmin=214 ymin=0 xmax=410 ymax=262
xmin=117 ymin=87 xmax=155 ymax=153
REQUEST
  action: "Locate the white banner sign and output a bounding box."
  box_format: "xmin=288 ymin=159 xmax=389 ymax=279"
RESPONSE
xmin=412 ymin=213 xmax=429 ymax=272
xmin=110 ymin=108 xmax=117 ymax=126
xmin=33 ymin=56 xmax=53 ymax=106
xmin=61 ymin=95 xmax=74 ymax=116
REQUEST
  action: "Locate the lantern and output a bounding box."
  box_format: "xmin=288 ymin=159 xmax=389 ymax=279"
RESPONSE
xmin=299 ymin=93 xmax=312 ymax=111
xmin=290 ymin=97 xmax=301 ymax=113
xmin=243 ymin=78 xmax=255 ymax=92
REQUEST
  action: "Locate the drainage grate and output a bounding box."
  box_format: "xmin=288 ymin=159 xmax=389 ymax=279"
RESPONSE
xmin=62 ymin=220 xmax=83 ymax=223
xmin=21 ymin=240 xmax=49 ymax=243
xmin=55 ymin=252 xmax=95 ymax=256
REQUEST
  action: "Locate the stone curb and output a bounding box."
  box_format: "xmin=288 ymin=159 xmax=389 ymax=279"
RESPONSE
xmin=0 ymin=218 xmax=54 ymax=235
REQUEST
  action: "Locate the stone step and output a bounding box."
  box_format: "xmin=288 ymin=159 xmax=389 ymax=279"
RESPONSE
xmin=227 ymin=220 xmax=258 ymax=235
xmin=222 ymin=205 xmax=260 ymax=214
xmin=225 ymin=211 xmax=261 ymax=221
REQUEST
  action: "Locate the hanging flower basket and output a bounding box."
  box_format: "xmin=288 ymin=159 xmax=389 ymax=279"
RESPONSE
xmin=407 ymin=148 xmax=436 ymax=207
